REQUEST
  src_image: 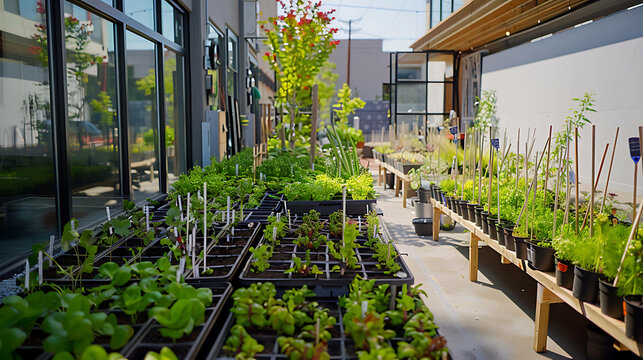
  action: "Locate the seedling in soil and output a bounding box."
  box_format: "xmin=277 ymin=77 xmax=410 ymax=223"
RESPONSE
xmin=328 ymin=222 xmax=360 ymax=275
xmin=284 ymin=250 xmax=323 ymax=276
xmin=223 ymin=324 xmax=264 ymax=359
xmin=249 ymin=244 xmax=273 ymax=272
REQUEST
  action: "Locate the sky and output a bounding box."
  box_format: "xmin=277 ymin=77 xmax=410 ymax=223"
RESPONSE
xmin=310 ymin=0 xmax=428 ymax=52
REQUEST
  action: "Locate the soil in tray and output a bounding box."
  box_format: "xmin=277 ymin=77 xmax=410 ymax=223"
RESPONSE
xmin=204 ymin=256 xmax=236 ymax=266
xmin=128 ymin=344 xmax=193 ymax=360
xmin=15 ymin=347 xmax=44 ymax=359
xmin=207 ymin=245 xmax=244 ymax=256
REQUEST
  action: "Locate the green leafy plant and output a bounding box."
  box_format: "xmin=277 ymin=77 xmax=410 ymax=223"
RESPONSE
xmin=328 ymin=222 xmax=360 ymax=275
xmin=223 ymin=325 xmax=264 ymax=360
xmin=284 ymin=250 xmax=323 ymax=276
xmin=249 ymin=244 xmax=273 ymax=272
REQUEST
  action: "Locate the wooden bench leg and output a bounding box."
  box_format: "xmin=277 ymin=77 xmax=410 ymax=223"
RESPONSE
xmin=378 ymin=165 xmax=382 ymax=186
xmin=433 ymin=205 xmax=441 ymax=242
xmin=534 ymin=283 xmax=563 ymax=352
xmin=383 ymin=168 xmax=387 ymax=189
xmin=402 ymin=180 xmax=408 ymax=208
xmin=394 ymin=175 xmax=400 ymax=197
xmin=469 ymin=232 xmax=479 ymax=282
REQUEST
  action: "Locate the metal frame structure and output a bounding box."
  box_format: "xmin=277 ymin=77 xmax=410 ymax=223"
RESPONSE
xmin=389 ymin=50 xmax=459 ymax=137
xmin=44 ymin=0 xmax=189 ymax=230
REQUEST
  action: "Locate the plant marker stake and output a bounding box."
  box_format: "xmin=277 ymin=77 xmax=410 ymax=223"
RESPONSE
xmin=543 ymin=126 xmax=552 ymax=206
xmin=581 ymin=143 xmax=609 ymax=231
xmin=288 ymin=210 xmax=292 ymax=229
xmin=361 ymin=300 xmax=368 ymax=319
xmin=487 ymin=129 xmax=493 ymax=210
xmin=629 ymin=136 xmax=641 ymax=221
xmin=178 ymin=256 xmax=185 ymax=282
xmin=491 ymin=138 xmax=500 ymax=220
xmin=552 ymin=151 xmax=564 ymax=239
xmin=145 ymin=206 xmax=150 ymax=232
xmin=71 ymin=219 xmax=75 ymax=233
xmin=515 ymin=138 xmax=550 ymax=226
xmin=273 ymin=226 xmax=277 ymax=244
xmin=358 ymin=216 xmax=361 ymax=232
xmin=373 ymin=224 xmax=377 ymax=240
xmin=614 ymin=192 xmax=643 ymax=287
xmin=342 ymin=186 xmax=346 ymax=249
xmin=38 ymin=251 xmax=43 ymax=286
xmin=315 ymin=317 xmax=320 ymax=345
xmin=389 ymin=285 xmax=397 ymax=310
xmin=106 ymin=207 xmax=113 ymax=234
xmin=186 ymin=193 xmax=191 ymax=245
xmin=227 ymin=196 xmax=231 ymax=225
xmin=478 ymin=130 xmax=484 ymax=205
xmin=563 ymin=126 xmax=572 ymax=226
xmin=49 ymin=235 xmax=54 ymax=267
xmin=203 ymin=182 xmax=207 ymax=270
xmin=191 ymin=234 xmax=197 ymax=278
xmin=532 ymin=152 xmax=538 ymax=239
xmin=178 ymin=195 xmax=183 ymax=221
xmin=574 ymin=127 xmax=580 ymax=234
xmin=590 ymin=125 xmax=596 ymax=237
xmin=450 ymin=126 xmax=458 ymax=198
xmin=600 ymin=127 xmax=620 ymax=213
xmin=25 ymin=259 xmax=29 ymax=290
xmin=235 ymin=163 xmax=239 ymax=176
xmin=516 ymin=129 xmax=520 ymax=190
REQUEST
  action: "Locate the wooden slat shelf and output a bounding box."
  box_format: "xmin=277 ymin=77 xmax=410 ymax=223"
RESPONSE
xmin=431 ymin=198 xmax=643 ymax=356
xmin=376 ymin=160 xmax=411 ymax=208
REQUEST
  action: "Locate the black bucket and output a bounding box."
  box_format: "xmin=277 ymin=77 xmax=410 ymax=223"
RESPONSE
xmin=586 ymin=324 xmax=616 ymax=360
xmin=487 ymin=217 xmax=498 ymax=240
xmin=466 ymin=203 xmax=478 ymax=223
xmin=573 ymin=266 xmax=600 ymax=303
xmin=481 ymin=212 xmax=490 ymax=235
xmin=513 ymin=235 xmax=530 ymax=260
xmin=412 ymin=218 xmax=433 ymax=236
xmin=496 ymin=222 xmax=506 ymax=246
xmin=624 ymin=295 xmax=643 ymax=343
xmin=503 ymin=226 xmax=515 ymax=251
xmin=418 ymin=187 xmax=431 ymax=203
xmin=529 ymin=242 xmax=555 ymax=271
xmin=474 ymin=206 xmax=484 ymax=228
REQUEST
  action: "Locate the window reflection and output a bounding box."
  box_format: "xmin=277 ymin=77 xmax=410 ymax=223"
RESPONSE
xmin=126 ymin=31 xmax=159 ymax=200
xmin=64 ymin=3 xmax=121 ymax=224
xmin=163 ymin=49 xmax=187 ymax=184
xmin=0 ymin=0 xmax=56 ymax=263
xmin=123 ymin=0 xmax=155 ymax=30
xmin=162 ymin=1 xmax=183 ymax=45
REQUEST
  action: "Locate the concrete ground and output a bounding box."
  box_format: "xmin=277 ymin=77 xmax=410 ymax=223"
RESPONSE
xmin=376 ymin=188 xmax=591 ymax=360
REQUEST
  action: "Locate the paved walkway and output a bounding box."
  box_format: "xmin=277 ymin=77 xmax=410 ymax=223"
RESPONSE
xmin=376 ymin=188 xmax=589 ymax=360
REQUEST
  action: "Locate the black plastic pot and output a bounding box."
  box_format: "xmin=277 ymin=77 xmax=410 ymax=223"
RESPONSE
xmin=513 ymin=235 xmax=529 ymax=260
xmin=413 ymin=218 xmax=433 ymax=236
xmin=586 ymin=324 xmax=616 ymax=360
xmin=474 ymin=206 xmax=484 ymax=228
xmin=481 ymin=212 xmax=489 ymax=235
xmin=487 ymin=217 xmax=498 ymax=240
xmin=418 ymin=187 xmax=431 ymax=203
xmin=386 ymin=173 xmax=395 ymax=189
xmin=529 ymin=242 xmax=555 ymax=271
xmin=599 ymin=277 xmax=623 ymax=320
xmin=555 ymin=256 xmax=575 ymax=290
xmin=624 ymin=295 xmax=643 ymax=342
xmin=466 ymin=203 xmax=478 ymax=223
xmin=572 ymin=266 xmax=600 ymax=303
xmin=496 ymin=222 xmax=506 ymax=246
xmin=503 ymin=226 xmax=515 ymax=251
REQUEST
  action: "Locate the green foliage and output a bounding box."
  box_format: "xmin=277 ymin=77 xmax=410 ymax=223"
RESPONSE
xmin=249 ymin=245 xmax=273 ymax=273
xmin=223 ymin=325 xmax=264 ymax=360
xmin=474 ymin=89 xmax=497 ymax=130
xmin=328 ymin=223 xmax=360 ymax=275
xmin=143 ymin=347 xmax=178 ymax=360
xmin=264 ymin=215 xmax=288 ymax=245
xmin=284 ymin=250 xmax=323 ymax=276
xmin=346 ymin=173 xmax=376 ymax=200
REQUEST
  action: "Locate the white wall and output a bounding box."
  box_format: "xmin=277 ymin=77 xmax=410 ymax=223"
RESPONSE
xmin=481 ymin=5 xmax=643 ymax=195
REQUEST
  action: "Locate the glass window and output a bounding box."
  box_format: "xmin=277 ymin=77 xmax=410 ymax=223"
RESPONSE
xmin=64 ymin=3 xmax=121 ymax=224
xmin=441 ymin=0 xmax=452 ymax=20
xmin=397 ymin=83 xmax=427 ymax=113
xmin=123 ymin=0 xmax=155 ymax=30
xmin=227 ymin=30 xmax=238 ymax=97
xmin=126 ymin=31 xmax=159 ymax=200
xmin=208 ymin=25 xmax=224 ymax=110
xmin=0 ymin=0 xmax=56 ymax=263
xmin=430 ymin=0 xmax=441 ymax=27
xmin=162 ymin=1 xmax=183 ymax=45
xmin=163 ymin=49 xmax=187 ymax=184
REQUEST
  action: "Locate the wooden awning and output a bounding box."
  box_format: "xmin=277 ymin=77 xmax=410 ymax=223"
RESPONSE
xmin=411 ymin=0 xmax=592 ymax=51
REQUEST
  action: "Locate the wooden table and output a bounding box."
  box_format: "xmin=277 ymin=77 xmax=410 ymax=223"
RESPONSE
xmin=431 ymin=198 xmax=643 ymax=356
xmin=377 ymin=160 xmax=411 ymax=208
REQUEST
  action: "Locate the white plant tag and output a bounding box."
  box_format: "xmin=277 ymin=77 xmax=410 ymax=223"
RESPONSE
xmin=25 ymin=259 xmax=30 ymax=290
xmin=49 ymin=235 xmax=54 ymax=267
xmin=106 ymin=207 xmax=113 ymax=234
xmin=38 ymin=251 xmax=43 ymax=286
xmin=361 ymin=300 xmax=368 ymax=318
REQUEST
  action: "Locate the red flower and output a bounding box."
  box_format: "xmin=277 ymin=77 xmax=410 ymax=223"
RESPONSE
xmin=265 ymin=52 xmax=271 ymax=57
xmin=330 ymin=40 xmax=340 ymax=46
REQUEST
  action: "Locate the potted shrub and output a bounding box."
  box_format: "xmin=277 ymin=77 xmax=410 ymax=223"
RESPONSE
xmin=618 ymin=228 xmax=643 ymax=342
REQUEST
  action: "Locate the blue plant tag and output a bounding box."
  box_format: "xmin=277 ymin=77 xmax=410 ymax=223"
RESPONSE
xmin=490 ymin=138 xmax=500 ymax=149
xmin=449 ymin=126 xmax=458 ymax=135
xmin=629 ymin=137 xmax=641 ymax=163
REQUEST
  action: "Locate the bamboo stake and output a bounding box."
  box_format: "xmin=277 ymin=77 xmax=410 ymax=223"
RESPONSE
xmin=563 ymin=127 xmax=571 ymax=226
xmin=515 ymin=138 xmax=551 ymax=226
xmin=574 ymin=127 xmax=580 ymax=235
xmin=516 ymin=129 xmax=520 ymax=190
xmin=589 ymin=125 xmax=596 ymax=237
xmin=488 ymin=127 xmax=493 ymax=209
xmin=580 ymin=143 xmax=609 ymax=231
xmin=478 ymin=130 xmax=484 ymax=205
xmin=552 ymin=150 xmax=564 ymax=239
xmin=543 ymin=126 xmax=553 ymax=206
xmin=634 ymin=162 xmax=639 ymax=222
xmin=532 ymin=151 xmax=539 ymax=239
xmin=600 ymin=127 xmax=620 ymax=213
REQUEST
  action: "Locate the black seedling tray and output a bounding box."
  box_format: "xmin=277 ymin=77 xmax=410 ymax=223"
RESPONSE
xmin=285 ymin=199 xmax=377 ymax=216
xmin=124 ymin=283 xmax=233 ymax=360
xmin=186 ymin=224 xmax=261 ymax=285
xmin=207 ymin=295 xmax=449 ymax=360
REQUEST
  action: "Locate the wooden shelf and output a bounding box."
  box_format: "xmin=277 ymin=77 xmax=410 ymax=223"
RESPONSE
xmin=431 ymin=199 xmax=643 ymax=356
xmin=376 ymin=160 xmax=411 ymax=208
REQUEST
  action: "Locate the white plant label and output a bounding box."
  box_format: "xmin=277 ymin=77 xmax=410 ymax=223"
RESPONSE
xmin=361 ymin=300 xmax=368 ymax=318
xmin=25 ymin=259 xmax=29 ymax=290
xmin=145 ymin=206 xmax=150 ymax=232
xmin=178 ymin=195 xmax=184 ymax=221
xmin=235 ymin=163 xmax=239 ymax=176
xmin=358 ymin=216 xmax=361 ymax=232
xmin=106 ymin=207 xmax=113 ymax=234
xmin=178 ymin=257 xmax=186 ymax=282
xmin=227 ymin=196 xmax=231 ymax=225
xmin=203 ymin=182 xmax=207 ymax=270
xmin=186 ymin=193 xmax=191 ymax=243
xmin=38 ymin=251 xmax=43 ymax=286
xmin=71 ymin=220 xmax=75 ymax=233
xmin=273 ymin=226 xmax=277 ymax=243
xmin=49 ymin=235 xmax=54 ymax=267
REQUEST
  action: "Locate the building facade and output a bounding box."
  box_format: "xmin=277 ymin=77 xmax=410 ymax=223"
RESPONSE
xmin=0 ymin=0 xmax=276 ymax=265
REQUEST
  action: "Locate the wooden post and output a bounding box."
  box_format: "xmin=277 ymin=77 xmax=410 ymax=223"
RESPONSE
xmin=402 ymin=179 xmax=408 ymax=208
xmin=575 ymin=127 xmax=579 ymax=234
xmin=533 ymin=284 xmax=563 ymax=352
xmin=309 ymin=84 xmax=319 ymax=168
xmin=600 ymin=127 xmax=619 ymax=213
xmin=433 ymin=203 xmax=441 ymax=242
xmin=543 ymin=126 xmax=552 ymax=206
xmin=469 ymin=232 xmax=479 ymax=282
xmin=394 ymin=174 xmax=400 ymax=197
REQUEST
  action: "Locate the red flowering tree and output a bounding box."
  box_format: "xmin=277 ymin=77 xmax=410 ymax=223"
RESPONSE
xmin=260 ymin=0 xmax=339 ymax=148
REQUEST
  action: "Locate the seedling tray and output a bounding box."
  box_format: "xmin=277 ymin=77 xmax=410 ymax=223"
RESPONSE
xmin=207 ymin=295 xmax=449 ymax=360
xmin=124 ymin=283 xmax=233 ymax=360
xmin=285 ymin=199 xmax=377 ymax=216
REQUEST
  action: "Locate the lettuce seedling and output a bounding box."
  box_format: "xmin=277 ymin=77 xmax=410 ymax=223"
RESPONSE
xmin=277 ymin=336 xmax=330 ymax=360
xmin=223 ymin=325 xmax=264 ymax=360
xmin=249 ymin=244 xmax=273 ymax=272
xmin=284 ymin=250 xmax=323 ymax=276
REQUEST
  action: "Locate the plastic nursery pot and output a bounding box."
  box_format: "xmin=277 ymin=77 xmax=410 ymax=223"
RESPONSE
xmin=447 ymin=196 xmax=455 ymax=210
xmin=418 ymin=187 xmax=431 ymax=203
xmin=487 ymin=217 xmax=498 ymax=241
xmin=503 ymin=226 xmax=516 ymax=251
xmin=386 ymin=173 xmax=395 ymax=189
xmin=474 ymin=206 xmax=484 ymax=228
xmin=481 ymin=212 xmax=490 ymax=235
xmin=512 ymin=235 xmax=530 ymax=260
xmin=414 ymin=201 xmax=433 ymax=218
xmin=412 ymin=218 xmax=433 ymax=236
xmin=572 ymin=266 xmax=600 ymax=303
xmin=624 ymin=295 xmax=643 ymax=342
xmin=496 ymin=222 xmax=507 ymax=247
xmin=554 ymin=256 xmax=575 ymax=290
xmin=459 ymin=200 xmax=470 ymax=220
xmin=586 ymin=323 xmax=616 ymax=360
xmin=528 ymin=242 xmax=555 ymax=272
xmin=466 ymin=203 xmax=478 ymax=223
xmin=598 ymin=277 xmax=624 ymax=320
